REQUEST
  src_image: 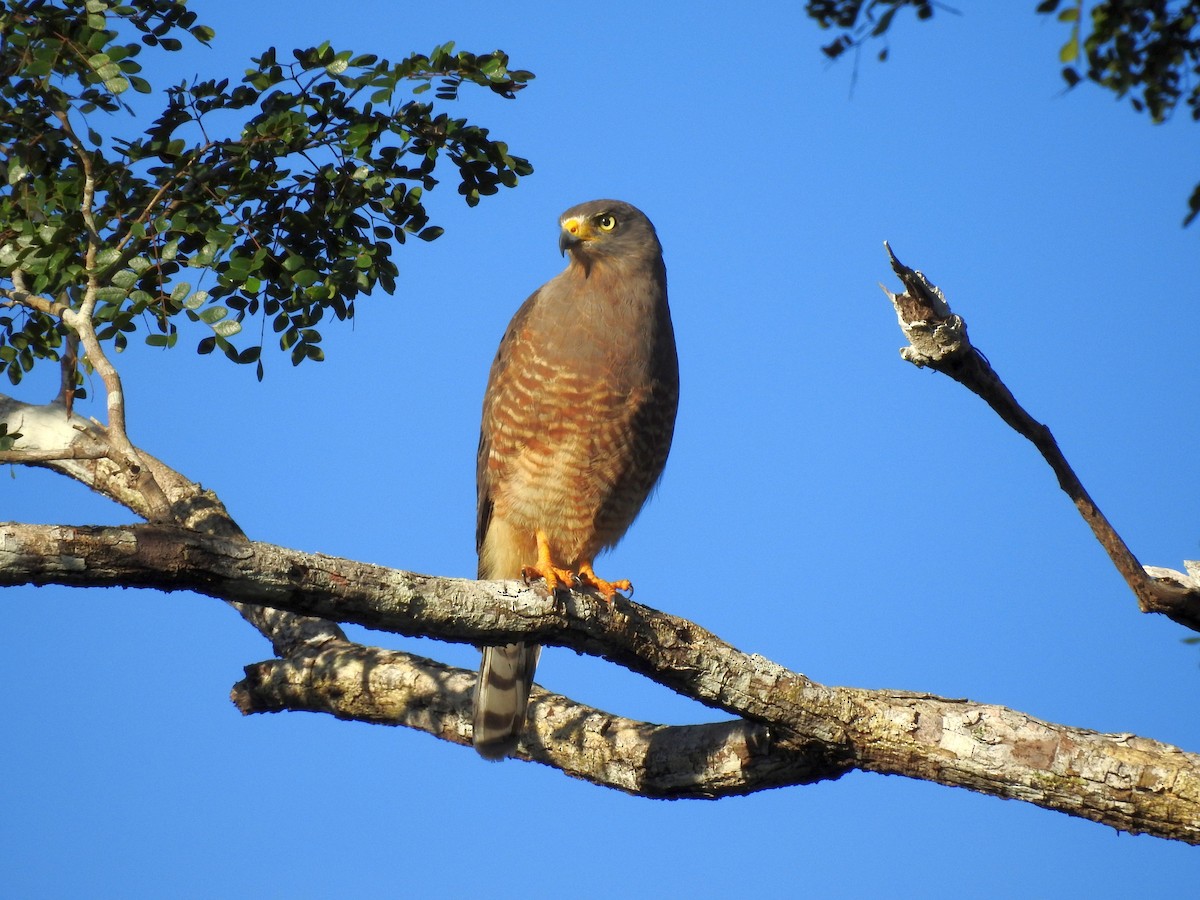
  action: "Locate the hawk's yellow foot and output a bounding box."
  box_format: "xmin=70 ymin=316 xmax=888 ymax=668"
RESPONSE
xmin=576 ymin=562 xmax=632 ymax=604
xmin=521 ymin=530 xmax=577 ymax=594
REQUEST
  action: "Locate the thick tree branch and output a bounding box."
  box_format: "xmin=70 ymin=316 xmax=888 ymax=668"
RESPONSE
xmin=0 ymin=394 xmax=239 ymax=535
xmin=0 ymin=285 xmax=70 ymax=318
xmin=3 ymin=521 xmax=1197 ymax=842
xmin=881 ymin=242 xmax=1200 ymax=631
xmin=0 ymin=392 xmax=343 ymax=655
xmin=232 ymin=640 xmax=827 ymax=799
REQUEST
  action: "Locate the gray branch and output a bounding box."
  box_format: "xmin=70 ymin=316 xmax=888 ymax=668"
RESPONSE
xmin=231 ymin=639 xmax=819 ymax=798
xmin=2 ymin=520 xmax=1196 ymax=842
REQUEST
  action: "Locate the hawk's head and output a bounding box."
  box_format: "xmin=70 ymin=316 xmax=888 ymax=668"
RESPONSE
xmin=558 ymin=199 xmax=662 ymax=266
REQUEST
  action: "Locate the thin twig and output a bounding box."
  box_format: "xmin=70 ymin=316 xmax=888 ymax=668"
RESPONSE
xmin=55 ymin=330 xmax=78 ymax=414
xmin=49 ymin=108 xmax=171 ymax=520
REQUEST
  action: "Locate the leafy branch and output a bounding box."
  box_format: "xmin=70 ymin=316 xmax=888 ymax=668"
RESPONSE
xmin=805 ymin=0 xmax=1200 ymax=225
xmin=0 ymin=1 xmax=534 ymax=387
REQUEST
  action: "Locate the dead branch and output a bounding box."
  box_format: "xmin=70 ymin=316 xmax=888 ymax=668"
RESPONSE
xmin=881 ymin=242 xmax=1200 ymax=631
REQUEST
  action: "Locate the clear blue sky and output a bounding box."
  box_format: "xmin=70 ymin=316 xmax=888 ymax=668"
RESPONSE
xmin=5 ymin=2 xmax=1199 ymax=896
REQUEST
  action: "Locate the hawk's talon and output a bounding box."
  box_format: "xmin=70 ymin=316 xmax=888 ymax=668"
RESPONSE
xmin=521 ymin=556 xmax=577 ymax=597
xmin=524 ymin=532 xmax=634 ymax=604
xmin=576 ymin=563 xmax=632 ymax=605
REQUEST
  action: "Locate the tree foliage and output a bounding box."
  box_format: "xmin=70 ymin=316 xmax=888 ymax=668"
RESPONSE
xmin=805 ymin=0 xmax=1200 ymax=224
xmin=0 ymin=0 xmax=533 ymax=385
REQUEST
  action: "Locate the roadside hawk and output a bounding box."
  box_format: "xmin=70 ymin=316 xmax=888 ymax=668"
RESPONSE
xmin=472 ymin=199 xmax=679 ymax=760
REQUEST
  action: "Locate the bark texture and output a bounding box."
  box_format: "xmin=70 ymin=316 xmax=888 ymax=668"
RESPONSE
xmin=3 ymin=521 xmax=1197 ymax=840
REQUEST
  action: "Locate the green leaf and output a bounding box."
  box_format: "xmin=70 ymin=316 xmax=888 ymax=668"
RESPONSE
xmin=212 ymin=320 xmax=242 ymax=337
xmin=0 ymin=423 xmax=22 ymax=451
xmin=1059 ymin=34 xmax=1078 ymax=63
xmin=96 ymin=248 xmax=122 ymax=268
xmin=1185 ymin=184 xmax=1200 ymax=227
xmin=111 ymin=269 xmax=139 ymax=289
xmin=95 ymin=286 xmax=129 ymax=303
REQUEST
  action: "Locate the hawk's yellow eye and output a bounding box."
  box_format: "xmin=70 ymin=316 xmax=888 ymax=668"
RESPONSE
xmin=597 ymin=214 xmax=617 ymax=232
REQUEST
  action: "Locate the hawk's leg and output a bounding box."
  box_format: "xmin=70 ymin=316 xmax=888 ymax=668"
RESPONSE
xmin=521 ymin=530 xmax=577 ymax=595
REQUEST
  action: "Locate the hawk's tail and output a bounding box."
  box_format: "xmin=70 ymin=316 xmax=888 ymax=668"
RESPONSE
xmin=473 ymin=641 xmax=541 ymax=760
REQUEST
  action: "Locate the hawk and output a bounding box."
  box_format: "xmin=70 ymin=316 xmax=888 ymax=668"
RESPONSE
xmin=472 ymin=199 xmax=679 ymax=759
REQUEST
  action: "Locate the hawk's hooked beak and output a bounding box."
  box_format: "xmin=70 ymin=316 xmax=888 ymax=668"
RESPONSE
xmin=558 ymin=215 xmax=593 ymax=256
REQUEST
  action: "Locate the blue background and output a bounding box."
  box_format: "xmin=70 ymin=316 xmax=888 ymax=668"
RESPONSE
xmin=4 ymin=3 xmax=1199 ymax=896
